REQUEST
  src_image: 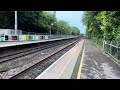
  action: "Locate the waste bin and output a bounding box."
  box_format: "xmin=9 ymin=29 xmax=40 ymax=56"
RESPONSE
xmin=29 ymin=35 xmax=33 ymax=41
xmin=24 ymin=35 xmax=27 ymax=41
xmin=0 ymin=36 xmax=3 ymax=42
xmin=5 ymin=35 xmax=9 ymax=41
xmin=35 ymin=35 xmax=39 ymax=40
xmin=19 ymin=35 xmax=24 ymax=41
xmin=41 ymin=36 xmax=45 ymax=40
xmin=12 ymin=36 xmax=18 ymax=41
xmin=39 ymin=35 xmax=42 ymax=40
xmin=45 ymin=35 xmax=48 ymax=39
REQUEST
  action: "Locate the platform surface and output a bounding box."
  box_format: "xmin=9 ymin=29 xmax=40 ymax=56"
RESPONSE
xmin=36 ymin=38 xmax=120 ymax=79
xmin=35 ymin=39 xmax=84 ymax=79
xmin=80 ymin=39 xmax=120 ymax=79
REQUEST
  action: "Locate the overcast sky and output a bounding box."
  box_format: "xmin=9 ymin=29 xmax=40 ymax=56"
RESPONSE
xmin=56 ymin=11 xmax=86 ymax=34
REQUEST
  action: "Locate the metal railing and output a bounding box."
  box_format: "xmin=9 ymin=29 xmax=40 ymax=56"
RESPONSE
xmin=104 ymin=42 xmax=120 ymax=62
xmin=91 ymin=37 xmax=120 ymax=63
xmin=0 ymin=29 xmax=76 ymax=37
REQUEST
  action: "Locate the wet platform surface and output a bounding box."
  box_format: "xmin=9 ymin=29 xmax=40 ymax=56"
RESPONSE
xmin=80 ymin=39 xmax=120 ymax=79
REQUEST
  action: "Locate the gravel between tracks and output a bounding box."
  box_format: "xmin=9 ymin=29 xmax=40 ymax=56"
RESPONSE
xmin=13 ymin=41 xmax=78 ymax=79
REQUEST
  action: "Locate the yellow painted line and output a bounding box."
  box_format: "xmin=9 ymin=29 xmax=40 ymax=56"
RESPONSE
xmin=77 ymin=45 xmax=85 ymax=79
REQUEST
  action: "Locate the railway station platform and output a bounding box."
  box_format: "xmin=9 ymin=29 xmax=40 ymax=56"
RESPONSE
xmin=35 ymin=39 xmax=84 ymax=79
xmin=0 ymin=37 xmax=77 ymax=48
xmin=80 ymin=39 xmax=120 ymax=79
xmin=35 ymin=39 xmax=120 ymax=79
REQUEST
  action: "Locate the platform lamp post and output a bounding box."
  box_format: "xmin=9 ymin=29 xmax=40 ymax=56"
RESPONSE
xmin=61 ymin=28 xmax=64 ymax=38
xmin=50 ymin=23 xmax=53 ymax=38
xmin=15 ymin=11 xmax=18 ymax=35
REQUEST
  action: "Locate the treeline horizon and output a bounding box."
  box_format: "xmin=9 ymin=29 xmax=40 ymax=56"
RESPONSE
xmin=82 ymin=11 xmax=120 ymax=44
xmin=0 ymin=11 xmax=80 ymax=35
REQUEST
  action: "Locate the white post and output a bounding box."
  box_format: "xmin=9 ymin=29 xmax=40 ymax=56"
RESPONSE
xmin=103 ymin=36 xmax=105 ymax=50
xmin=50 ymin=25 xmax=51 ymax=36
xmin=50 ymin=23 xmax=53 ymax=39
xmin=15 ymin=11 xmax=17 ymax=35
xmin=117 ymin=40 xmax=119 ymax=59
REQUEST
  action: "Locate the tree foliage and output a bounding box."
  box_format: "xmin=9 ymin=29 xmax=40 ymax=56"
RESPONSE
xmin=82 ymin=11 xmax=120 ymax=44
xmin=0 ymin=11 xmax=80 ymax=35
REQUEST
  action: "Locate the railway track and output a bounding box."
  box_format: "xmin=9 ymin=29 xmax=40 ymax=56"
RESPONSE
xmin=11 ymin=39 xmax=80 ymax=79
xmin=0 ymin=37 xmax=80 ymax=79
xmin=0 ymin=39 xmax=73 ymax=63
xmin=0 ymin=39 xmax=71 ymax=58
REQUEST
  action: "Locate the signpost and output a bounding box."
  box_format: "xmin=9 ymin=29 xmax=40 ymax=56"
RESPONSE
xmin=98 ymin=24 xmax=104 ymax=26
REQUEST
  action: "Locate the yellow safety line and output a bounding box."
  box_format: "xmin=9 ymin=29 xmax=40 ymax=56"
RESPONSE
xmin=77 ymin=45 xmax=85 ymax=79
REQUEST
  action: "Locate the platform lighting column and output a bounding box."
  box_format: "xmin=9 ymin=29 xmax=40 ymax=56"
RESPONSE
xmin=50 ymin=23 xmax=53 ymax=38
xmin=15 ymin=11 xmax=17 ymax=35
xmin=62 ymin=28 xmax=64 ymax=38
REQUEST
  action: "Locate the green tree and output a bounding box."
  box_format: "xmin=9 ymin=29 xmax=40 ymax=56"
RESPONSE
xmin=0 ymin=11 xmax=80 ymax=36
